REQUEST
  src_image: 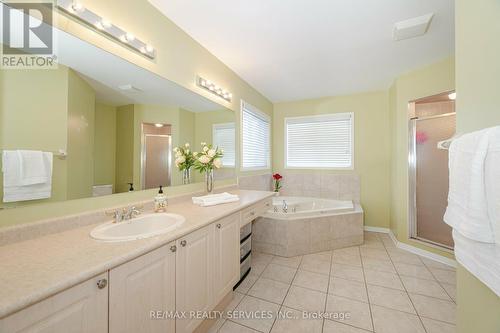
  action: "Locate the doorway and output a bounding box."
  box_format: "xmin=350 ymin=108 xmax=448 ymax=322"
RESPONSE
xmin=141 ymin=123 xmax=172 ymax=190
xmin=408 ymin=91 xmax=456 ymax=249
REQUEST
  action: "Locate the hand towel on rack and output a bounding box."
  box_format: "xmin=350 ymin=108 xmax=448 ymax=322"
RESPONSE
xmin=444 ymin=126 xmax=500 ymax=243
xmin=2 ymin=151 xmax=53 ymax=202
xmin=192 ymin=192 xmax=239 ymax=207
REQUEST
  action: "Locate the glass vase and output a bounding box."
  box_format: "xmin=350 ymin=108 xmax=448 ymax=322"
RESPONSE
xmin=205 ymin=168 xmax=214 ymax=193
xmin=182 ymin=168 xmax=192 ymax=185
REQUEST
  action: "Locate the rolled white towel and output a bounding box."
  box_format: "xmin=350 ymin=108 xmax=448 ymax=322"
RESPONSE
xmin=192 ymin=192 xmax=239 ymax=206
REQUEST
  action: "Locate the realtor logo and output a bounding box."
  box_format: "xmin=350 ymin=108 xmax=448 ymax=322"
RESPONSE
xmin=1 ymin=2 xmax=56 ymax=68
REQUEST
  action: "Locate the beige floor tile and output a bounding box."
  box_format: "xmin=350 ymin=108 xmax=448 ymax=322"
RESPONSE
xmin=387 ymin=251 xmax=424 ymax=266
xmin=360 ymin=240 xmax=386 ymax=250
xmin=371 ymin=305 xmax=425 ymax=333
xmin=253 ymin=252 xmax=275 ymax=265
xmin=232 ymin=295 xmax=280 ymax=333
xmin=300 ymin=256 xmax=331 ymax=275
xmin=401 ymin=276 xmax=451 ymax=300
xmin=364 ymin=232 xmax=380 ymax=241
xmin=331 ymin=263 xmax=365 ymax=282
xmin=326 ymin=295 xmax=373 ymax=331
xmin=248 ymin=277 xmax=290 ymax=304
xmin=283 ymin=285 xmax=327 ymax=313
xmin=409 ymin=293 xmax=456 ymax=324
xmin=261 ymin=263 xmax=297 ymax=284
xmin=366 ymin=284 xmax=415 ymax=314
xmin=332 ymin=254 xmax=362 ymax=267
xmin=219 ymin=320 xmax=260 ymax=333
xmin=323 ymin=319 xmax=372 ymax=332
xmin=271 ymin=255 xmax=302 ymax=268
xmin=334 ymin=246 xmax=361 ymax=257
xmin=421 ymin=258 xmax=456 ymax=271
xmin=360 ymin=247 xmax=390 ymax=260
xmin=364 ymin=269 xmax=404 ymax=290
xmin=362 ymin=257 xmax=397 ymax=273
xmin=421 ymin=317 xmax=456 ymax=333
xmin=252 ymin=262 xmax=268 ymax=276
xmin=429 ymin=268 xmax=456 ymax=285
xmin=271 ymin=306 xmax=323 ymax=333
xmin=224 ymin=292 xmax=245 ymax=312
xmin=440 ymin=282 xmax=456 ymax=302
xmin=394 ymin=262 xmax=435 ymax=280
xmin=293 ymin=269 xmax=329 ymax=292
xmin=329 ymin=277 xmax=368 ymax=302
xmin=236 ymin=273 xmax=259 ymax=294
xmin=303 ymin=251 xmax=333 ymax=262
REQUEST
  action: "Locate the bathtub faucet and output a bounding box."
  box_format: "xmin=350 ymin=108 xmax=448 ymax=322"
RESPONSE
xmin=282 ymin=200 xmax=288 ymax=213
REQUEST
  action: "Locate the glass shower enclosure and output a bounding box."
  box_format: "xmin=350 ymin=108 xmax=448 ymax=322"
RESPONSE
xmin=408 ymin=94 xmax=456 ymax=249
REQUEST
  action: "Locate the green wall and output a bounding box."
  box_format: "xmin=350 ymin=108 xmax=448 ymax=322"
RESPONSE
xmin=66 ymin=70 xmax=96 ymax=200
xmin=273 ymin=91 xmax=391 ymax=228
xmin=455 ymin=0 xmax=500 ymax=331
xmin=388 ymin=57 xmax=455 ymax=258
xmin=94 ymin=103 xmax=117 ymax=188
xmin=115 ymin=105 xmax=135 ymax=193
xmin=0 ymin=67 xmax=96 ymax=206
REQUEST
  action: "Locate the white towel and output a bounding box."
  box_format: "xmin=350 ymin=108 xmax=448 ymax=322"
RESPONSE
xmin=192 ymin=192 xmax=239 ymax=207
xmin=485 ymin=128 xmax=500 ymax=244
xmin=2 ymin=151 xmax=53 ymax=202
xmin=444 ymin=126 xmax=500 ymax=243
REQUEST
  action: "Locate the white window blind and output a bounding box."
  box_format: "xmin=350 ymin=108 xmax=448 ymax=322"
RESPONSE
xmin=241 ymin=101 xmax=270 ymax=170
xmin=213 ymin=122 xmax=235 ymax=167
xmin=285 ymin=113 xmax=353 ymax=169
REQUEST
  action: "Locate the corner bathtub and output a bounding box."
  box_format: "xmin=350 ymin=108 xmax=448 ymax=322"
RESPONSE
xmin=253 ymin=196 xmax=364 ymax=257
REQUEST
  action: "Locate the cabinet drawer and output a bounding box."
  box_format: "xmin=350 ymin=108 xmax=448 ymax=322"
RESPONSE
xmin=240 ymin=198 xmax=272 ymax=226
xmin=240 ymin=254 xmax=251 ymax=279
xmin=240 ymin=236 xmax=251 ymax=260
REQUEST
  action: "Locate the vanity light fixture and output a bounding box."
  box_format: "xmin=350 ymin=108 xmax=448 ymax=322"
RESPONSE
xmin=57 ymin=0 xmax=156 ymax=59
xmin=196 ymin=76 xmax=232 ymax=102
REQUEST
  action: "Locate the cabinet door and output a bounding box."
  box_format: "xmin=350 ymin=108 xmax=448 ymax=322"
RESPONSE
xmin=213 ymin=213 xmax=241 ymax=304
xmin=109 ymin=242 xmax=176 ymax=333
xmin=176 ymin=225 xmax=213 ymax=333
xmin=0 ymin=273 xmax=108 ymax=333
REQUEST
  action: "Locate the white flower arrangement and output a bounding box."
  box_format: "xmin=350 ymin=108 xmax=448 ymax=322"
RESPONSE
xmin=173 ymin=143 xmax=196 ymax=171
xmin=194 ymin=142 xmax=224 ymax=173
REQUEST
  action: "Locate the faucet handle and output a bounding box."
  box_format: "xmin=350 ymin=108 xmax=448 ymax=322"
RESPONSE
xmin=105 ymin=209 xmax=123 ymax=223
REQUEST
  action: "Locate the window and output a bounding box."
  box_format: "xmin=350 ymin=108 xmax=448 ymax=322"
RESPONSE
xmin=213 ymin=122 xmax=236 ymax=167
xmin=241 ymin=101 xmax=270 ymax=170
xmin=285 ymin=113 xmax=353 ymax=169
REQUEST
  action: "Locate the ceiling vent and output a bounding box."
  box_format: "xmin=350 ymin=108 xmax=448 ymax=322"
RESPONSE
xmin=393 ymin=13 xmax=434 ymax=41
xmin=118 ymin=84 xmax=143 ymax=93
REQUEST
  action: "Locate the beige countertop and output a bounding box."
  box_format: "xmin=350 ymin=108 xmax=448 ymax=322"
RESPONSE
xmin=0 ymin=189 xmax=275 ymax=319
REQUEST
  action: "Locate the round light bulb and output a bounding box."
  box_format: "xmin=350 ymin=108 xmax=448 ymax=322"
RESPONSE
xmin=145 ymin=44 xmax=154 ymax=53
xmin=154 ymin=123 xmax=164 ymax=128
xmin=71 ymin=2 xmax=85 ymax=12
xmin=125 ymin=33 xmax=135 ymax=42
xmin=101 ymin=19 xmax=112 ymax=28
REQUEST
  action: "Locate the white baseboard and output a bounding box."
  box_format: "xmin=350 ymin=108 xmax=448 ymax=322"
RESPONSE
xmin=363 ymin=226 xmax=456 ymax=268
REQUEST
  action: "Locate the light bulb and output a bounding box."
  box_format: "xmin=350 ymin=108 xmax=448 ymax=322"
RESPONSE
xmin=94 ymin=21 xmax=104 ymax=30
xmin=448 ymin=92 xmax=456 ymax=100
xmin=125 ymin=33 xmax=135 ymax=42
xmin=101 ymin=19 xmax=112 ymax=28
xmin=154 ymin=123 xmax=164 ymax=128
xmin=145 ymin=44 xmax=154 ymax=53
xmin=139 ymin=46 xmax=146 ymax=54
xmin=119 ymin=35 xmax=127 ymax=43
xmin=71 ymin=2 xmax=85 ymax=12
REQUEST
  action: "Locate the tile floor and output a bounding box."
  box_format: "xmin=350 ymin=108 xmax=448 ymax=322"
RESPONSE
xmin=209 ymin=232 xmax=456 ymax=333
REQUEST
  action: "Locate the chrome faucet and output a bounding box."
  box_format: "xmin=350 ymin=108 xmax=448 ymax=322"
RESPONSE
xmin=282 ymin=200 xmax=288 ymax=213
xmin=123 ymin=206 xmax=142 ymax=220
xmin=106 ymin=206 xmax=142 ymax=223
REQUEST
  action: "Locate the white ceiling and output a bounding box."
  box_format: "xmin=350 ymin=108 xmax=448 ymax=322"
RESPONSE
xmin=149 ymin=0 xmax=454 ymax=102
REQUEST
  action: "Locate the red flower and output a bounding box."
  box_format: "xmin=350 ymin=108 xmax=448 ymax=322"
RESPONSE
xmin=273 ymin=173 xmax=282 ymax=180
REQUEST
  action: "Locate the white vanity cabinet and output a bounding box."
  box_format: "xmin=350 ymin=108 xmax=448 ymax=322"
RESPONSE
xmin=175 ymin=224 xmax=214 ymax=333
xmin=0 ymin=273 xmax=108 ymax=333
xmin=109 ymin=242 xmax=176 ymax=333
xmin=213 ymin=213 xmax=240 ymax=306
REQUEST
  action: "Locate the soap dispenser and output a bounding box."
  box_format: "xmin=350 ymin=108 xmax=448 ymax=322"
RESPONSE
xmin=154 ymin=186 xmax=167 ymax=212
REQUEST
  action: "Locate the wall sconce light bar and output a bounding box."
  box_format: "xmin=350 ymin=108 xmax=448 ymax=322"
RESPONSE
xmin=196 ymin=76 xmax=232 ymax=102
xmin=56 ymin=0 xmax=156 ymax=59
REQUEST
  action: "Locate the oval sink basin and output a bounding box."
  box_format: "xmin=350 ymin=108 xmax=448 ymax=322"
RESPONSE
xmin=90 ymin=213 xmax=185 ymax=242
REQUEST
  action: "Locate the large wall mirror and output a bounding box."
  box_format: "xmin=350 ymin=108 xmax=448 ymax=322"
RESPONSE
xmin=0 ymin=27 xmax=235 ymax=209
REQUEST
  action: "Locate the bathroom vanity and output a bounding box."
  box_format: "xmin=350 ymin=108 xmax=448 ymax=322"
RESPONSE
xmin=0 ymin=189 xmax=274 ymax=333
